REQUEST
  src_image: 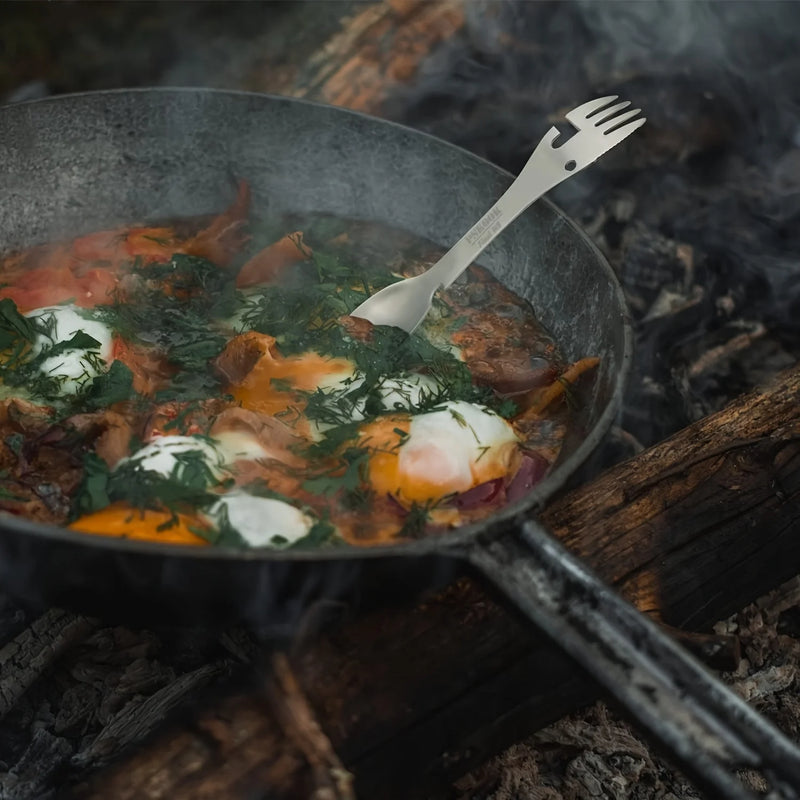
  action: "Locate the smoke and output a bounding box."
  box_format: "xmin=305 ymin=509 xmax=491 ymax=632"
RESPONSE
xmin=379 ymin=0 xmax=800 ymax=444
xmin=578 ymin=0 xmax=800 ymax=154
xmin=2 ymin=0 xmax=799 ymax=446
xmin=393 ymin=0 xmax=800 ymax=161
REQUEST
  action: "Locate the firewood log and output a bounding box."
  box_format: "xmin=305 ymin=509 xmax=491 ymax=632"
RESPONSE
xmin=74 ymin=366 xmax=800 ymax=799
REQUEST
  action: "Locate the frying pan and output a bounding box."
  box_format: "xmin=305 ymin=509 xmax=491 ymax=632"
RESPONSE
xmin=0 ymin=89 xmax=798 ymax=798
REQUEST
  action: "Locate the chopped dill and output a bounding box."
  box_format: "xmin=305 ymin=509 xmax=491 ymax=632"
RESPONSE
xmin=4 ymin=433 xmax=23 ymax=457
xmin=99 ymin=253 xmax=237 ymax=402
xmin=141 ymin=234 xmax=172 ymax=247
xmin=449 ymin=408 xmax=467 ymax=427
xmin=290 ymin=517 xmax=337 ymax=548
xmin=302 ymin=446 xmax=371 ymax=499
xmin=397 ymin=502 xmax=433 ymax=539
xmin=73 ymin=441 xmax=227 ymax=521
xmin=194 ymin=502 xmax=247 ymax=548
xmin=82 ymin=361 xmax=134 ymax=410
xmin=269 ymin=377 xmax=294 ymax=393
xmin=0 ymin=299 xmax=37 ymax=350
xmin=71 ymin=453 xmax=112 ymax=519
xmin=304 ymin=420 xmax=363 ymax=459
xmin=495 ymin=398 xmax=518 ymax=419
xmin=0 ymin=304 xmax=135 ymax=413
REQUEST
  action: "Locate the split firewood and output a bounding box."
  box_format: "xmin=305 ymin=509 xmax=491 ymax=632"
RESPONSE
xmin=267 ymin=654 xmax=355 ymax=800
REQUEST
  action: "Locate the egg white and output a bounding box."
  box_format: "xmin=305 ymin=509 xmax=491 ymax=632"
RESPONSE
xmin=404 ymin=401 xmax=518 ymax=489
xmin=26 ymin=304 xmax=114 ymax=395
xmin=116 ymin=434 xmax=317 ymax=547
xmin=206 ymin=491 xmax=315 ymax=548
xmin=365 ymin=400 xmax=520 ymax=504
xmin=377 ymin=373 xmax=442 ymax=411
xmin=406 ymin=400 xmax=518 ymax=457
xmin=117 ymin=431 xmax=273 ymax=485
xmin=117 ymin=435 xmax=227 ymax=483
xmin=211 ymin=429 xmax=271 ymax=463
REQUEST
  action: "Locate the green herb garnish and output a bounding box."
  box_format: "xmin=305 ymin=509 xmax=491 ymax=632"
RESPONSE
xmin=82 ymin=360 xmax=135 ymax=410
xmin=0 ymin=298 xmax=37 ymax=350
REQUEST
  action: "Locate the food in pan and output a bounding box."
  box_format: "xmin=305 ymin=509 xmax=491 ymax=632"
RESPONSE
xmin=0 ymin=181 xmax=597 ymax=548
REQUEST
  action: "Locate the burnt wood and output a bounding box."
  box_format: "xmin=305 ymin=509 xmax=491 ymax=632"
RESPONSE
xmin=244 ymin=0 xmax=466 ymax=116
xmin=0 ymin=610 xmax=94 ymax=719
xmin=72 ymin=365 xmax=800 ymax=799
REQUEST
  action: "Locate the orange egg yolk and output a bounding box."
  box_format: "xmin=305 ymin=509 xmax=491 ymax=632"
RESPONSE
xmin=359 ymin=412 xmax=520 ymax=507
xmin=69 ymin=502 xmax=210 ymax=546
xmin=358 ymin=415 xmax=453 ymax=506
xmin=230 ymin=350 xmax=355 ymax=422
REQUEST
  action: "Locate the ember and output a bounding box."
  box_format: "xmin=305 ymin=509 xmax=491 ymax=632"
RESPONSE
xmin=1 ymin=2 xmax=800 ymax=798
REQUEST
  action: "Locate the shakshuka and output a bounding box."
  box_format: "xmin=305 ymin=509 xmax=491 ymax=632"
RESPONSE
xmin=0 ymin=181 xmax=597 ymax=549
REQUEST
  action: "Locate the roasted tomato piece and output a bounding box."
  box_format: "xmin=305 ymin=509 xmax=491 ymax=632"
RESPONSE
xmin=0 ymin=263 xmax=121 ymax=311
xmin=236 ymin=231 xmax=311 ymax=288
xmin=184 ymin=179 xmax=252 ymax=267
xmin=111 ymin=337 xmax=175 ymax=397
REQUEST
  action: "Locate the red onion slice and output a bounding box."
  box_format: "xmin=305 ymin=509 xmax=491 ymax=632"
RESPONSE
xmin=383 ymin=450 xmax=551 ymax=517
xmin=452 ymin=478 xmax=504 ymax=509
xmin=506 ymin=452 xmax=550 ymax=503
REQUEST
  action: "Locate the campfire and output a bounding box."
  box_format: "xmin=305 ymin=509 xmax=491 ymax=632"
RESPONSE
xmin=1 ymin=2 xmax=800 ymax=798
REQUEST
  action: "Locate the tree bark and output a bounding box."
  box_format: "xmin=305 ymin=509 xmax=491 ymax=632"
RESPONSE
xmin=74 ymin=366 xmax=800 ymax=799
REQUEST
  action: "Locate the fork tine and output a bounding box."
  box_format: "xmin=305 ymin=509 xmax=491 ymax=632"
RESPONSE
xmin=592 ymin=100 xmax=631 ymax=126
xmin=566 ymin=95 xmax=619 ymax=121
xmin=601 ymin=116 xmax=646 ymax=147
xmin=597 ymin=108 xmax=642 ymax=134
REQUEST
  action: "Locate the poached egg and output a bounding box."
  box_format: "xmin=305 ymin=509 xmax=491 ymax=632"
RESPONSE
xmin=359 ymin=400 xmax=520 ymax=506
xmin=26 ymin=304 xmax=114 ymax=395
xmin=88 ymin=432 xmax=316 ymax=548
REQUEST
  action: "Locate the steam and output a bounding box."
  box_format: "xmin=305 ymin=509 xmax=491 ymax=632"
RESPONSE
xmin=3 ymin=0 xmax=799 ymax=449
xmin=383 ymin=0 xmax=800 ymax=445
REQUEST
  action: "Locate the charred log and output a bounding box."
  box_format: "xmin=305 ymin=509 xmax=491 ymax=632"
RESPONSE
xmin=70 ymin=364 xmax=800 ymax=799
xmin=0 ymin=609 xmax=94 ymax=719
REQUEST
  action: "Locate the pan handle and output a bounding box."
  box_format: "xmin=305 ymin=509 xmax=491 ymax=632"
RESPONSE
xmin=467 ymin=518 xmax=800 ymax=800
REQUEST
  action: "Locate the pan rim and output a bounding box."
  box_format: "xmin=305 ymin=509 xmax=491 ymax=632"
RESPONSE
xmin=0 ymin=86 xmax=633 ymax=562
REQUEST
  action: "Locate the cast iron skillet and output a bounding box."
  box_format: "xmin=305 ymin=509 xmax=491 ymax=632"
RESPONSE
xmin=0 ymin=90 xmax=798 ymax=798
